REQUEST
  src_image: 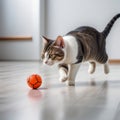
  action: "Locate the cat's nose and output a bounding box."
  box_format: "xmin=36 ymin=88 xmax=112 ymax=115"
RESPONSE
xmin=45 ymin=61 xmax=48 ymax=64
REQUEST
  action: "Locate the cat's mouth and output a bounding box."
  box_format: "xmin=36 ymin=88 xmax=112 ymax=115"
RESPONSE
xmin=43 ymin=60 xmax=54 ymax=66
xmin=46 ymin=62 xmax=54 ymax=66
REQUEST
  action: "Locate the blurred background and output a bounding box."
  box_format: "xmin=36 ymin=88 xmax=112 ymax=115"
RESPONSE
xmin=0 ymin=0 xmax=120 ymax=60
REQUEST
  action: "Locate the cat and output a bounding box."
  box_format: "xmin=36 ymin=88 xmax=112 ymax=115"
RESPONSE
xmin=41 ymin=14 xmax=120 ymax=86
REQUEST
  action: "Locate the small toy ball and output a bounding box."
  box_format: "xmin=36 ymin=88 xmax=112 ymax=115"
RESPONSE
xmin=27 ymin=74 xmax=42 ymax=89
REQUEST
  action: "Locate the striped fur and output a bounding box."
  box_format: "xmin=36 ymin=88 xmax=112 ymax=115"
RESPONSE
xmin=102 ymin=14 xmax=120 ymax=38
xmin=41 ymin=36 xmax=64 ymax=65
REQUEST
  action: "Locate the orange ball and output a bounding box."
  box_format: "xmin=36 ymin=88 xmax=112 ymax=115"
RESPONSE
xmin=27 ymin=74 xmax=42 ymax=89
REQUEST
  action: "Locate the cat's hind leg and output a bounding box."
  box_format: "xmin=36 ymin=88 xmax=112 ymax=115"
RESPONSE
xmin=58 ymin=64 xmax=68 ymax=82
xmin=88 ymin=61 xmax=96 ymax=74
xmin=103 ymin=61 xmax=109 ymax=74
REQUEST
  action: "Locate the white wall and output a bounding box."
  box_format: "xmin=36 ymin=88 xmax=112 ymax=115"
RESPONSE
xmin=0 ymin=0 xmax=120 ymax=60
xmin=45 ymin=0 xmax=120 ymax=59
xmin=0 ymin=0 xmax=43 ymax=60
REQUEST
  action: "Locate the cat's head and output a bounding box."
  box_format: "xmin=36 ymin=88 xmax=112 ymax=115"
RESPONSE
xmin=41 ymin=36 xmax=65 ymax=66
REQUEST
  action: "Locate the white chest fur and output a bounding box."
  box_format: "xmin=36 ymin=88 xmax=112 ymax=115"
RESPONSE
xmin=62 ymin=36 xmax=78 ymax=64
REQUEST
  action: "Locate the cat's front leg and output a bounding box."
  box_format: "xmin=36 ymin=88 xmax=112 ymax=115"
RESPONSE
xmin=66 ymin=64 xmax=80 ymax=86
xmin=58 ymin=64 xmax=68 ymax=82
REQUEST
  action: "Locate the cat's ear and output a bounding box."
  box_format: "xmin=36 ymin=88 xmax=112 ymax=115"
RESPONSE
xmin=41 ymin=36 xmax=49 ymax=44
xmin=54 ymin=36 xmax=65 ymax=48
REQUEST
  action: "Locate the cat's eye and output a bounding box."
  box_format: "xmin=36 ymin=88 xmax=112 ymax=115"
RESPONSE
xmin=50 ymin=54 xmax=56 ymax=59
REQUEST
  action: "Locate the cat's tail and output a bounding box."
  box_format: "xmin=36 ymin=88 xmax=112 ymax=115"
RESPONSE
xmin=102 ymin=13 xmax=120 ymax=38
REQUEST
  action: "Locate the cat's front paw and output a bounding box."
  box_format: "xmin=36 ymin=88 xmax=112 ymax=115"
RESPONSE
xmin=66 ymin=81 xmax=75 ymax=86
xmin=59 ymin=77 xmax=68 ymax=82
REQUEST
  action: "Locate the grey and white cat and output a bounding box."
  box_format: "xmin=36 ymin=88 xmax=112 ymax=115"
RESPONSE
xmin=41 ymin=14 xmax=120 ymax=86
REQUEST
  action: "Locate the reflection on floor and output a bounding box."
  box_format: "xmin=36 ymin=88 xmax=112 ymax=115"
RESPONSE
xmin=0 ymin=61 xmax=120 ymax=120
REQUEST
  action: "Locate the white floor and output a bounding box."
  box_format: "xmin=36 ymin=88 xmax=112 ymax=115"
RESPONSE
xmin=0 ymin=61 xmax=120 ymax=120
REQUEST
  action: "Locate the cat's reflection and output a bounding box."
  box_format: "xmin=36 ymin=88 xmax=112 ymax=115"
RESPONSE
xmin=62 ymin=80 xmax=108 ymax=120
xmin=40 ymin=80 xmax=108 ymax=120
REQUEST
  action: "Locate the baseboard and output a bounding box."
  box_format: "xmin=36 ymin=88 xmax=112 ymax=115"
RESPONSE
xmin=0 ymin=36 xmax=32 ymax=41
xmin=109 ymin=59 xmax=120 ymax=64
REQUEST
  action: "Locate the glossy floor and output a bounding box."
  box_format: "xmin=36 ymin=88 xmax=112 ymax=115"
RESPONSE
xmin=0 ymin=61 xmax=120 ymax=120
